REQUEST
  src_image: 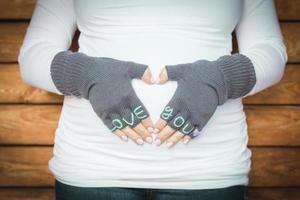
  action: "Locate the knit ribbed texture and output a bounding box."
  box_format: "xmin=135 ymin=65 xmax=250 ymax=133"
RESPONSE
xmin=50 ymin=50 xmax=97 ymax=98
xmin=215 ymin=53 xmax=257 ymax=101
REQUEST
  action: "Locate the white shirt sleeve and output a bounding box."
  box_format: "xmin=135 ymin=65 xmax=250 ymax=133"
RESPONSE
xmin=18 ymin=0 xmax=77 ymax=95
xmin=235 ymin=0 xmax=288 ymax=98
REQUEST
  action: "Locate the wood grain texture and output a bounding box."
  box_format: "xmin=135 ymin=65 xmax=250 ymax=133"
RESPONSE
xmin=281 ymin=23 xmax=300 ymax=63
xmin=246 ymin=106 xmax=300 ymax=146
xmin=0 ymin=0 xmax=299 ymax=21
xmin=0 ymin=22 xmax=299 ymax=62
xmin=0 ymin=64 xmax=63 ymax=103
xmin=243 ymin=65 xmax=300 ymax=104
xmin=0 ymin=23 xmax=79 ymax=62
xmin=0 ymin=188 xmax=54 ymax=200
xmin=275 ymin=0 xmax=300 ymax=21
xmin=250 ymin=148 xmax=300 ymax=187
xmin=1 ymin=63 xmax=299 ymax=104
xmin=232 ymin=22 xmax=300 ymax=63
xmin=0 ymin=0 xmax=36 ymax=20
xmin=0 ymin=147 xmax=299 ymax=187
xmin=0 ymin=23 xmax=27 ymax=62
xmin=248 ymin=188 xmax=300 ymax=200
xmin=0 ymin=106 xmax=61 ymax=145
xmin=0 ymin=105 xmax=299 ymax=146
xmin=0 ymin=147 xmax=54 ymax=186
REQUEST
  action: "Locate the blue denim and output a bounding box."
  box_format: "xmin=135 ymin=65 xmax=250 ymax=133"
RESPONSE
xmin=55 ymin=179 xmax=248 ymax=200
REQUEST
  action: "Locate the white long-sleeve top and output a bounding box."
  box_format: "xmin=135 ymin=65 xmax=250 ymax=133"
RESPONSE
xmin=18 ymin=0 xmax=287 ymax=189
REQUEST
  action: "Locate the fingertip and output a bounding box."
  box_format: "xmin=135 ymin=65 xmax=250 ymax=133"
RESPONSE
xmin=154 ymin=118 xmax=168 ymax=133
xmin=141 ymin=117 xmax=155 ymax=130
xmin=182 ymin=135 xmax=191 ymax=144
xmin=113 ymin=129 xmax=128 ymax=141
xmin=155 ymin=124 xmax=177 ymax=144
xmin=121 ymin=135 xmax=128 ymax=141
xmin=133 ymin=123 xmax=150 ymax=137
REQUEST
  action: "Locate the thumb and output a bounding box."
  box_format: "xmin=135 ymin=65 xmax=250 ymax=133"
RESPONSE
xmin=141 ymin=67 xmax=154 ymax=84
xmin=157 ymin=67 xmax=168 ymax=84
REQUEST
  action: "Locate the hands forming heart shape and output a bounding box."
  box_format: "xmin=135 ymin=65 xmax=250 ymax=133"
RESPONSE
xmin=51 ymin=51 xmax=256 ymax=149
xmin=102 ymin=60 xmax=228 ymax=148
xmin=106 ymin=54 xmax=256 ymax=148
xmin=111 ymin=65 xmax=204 ymax=148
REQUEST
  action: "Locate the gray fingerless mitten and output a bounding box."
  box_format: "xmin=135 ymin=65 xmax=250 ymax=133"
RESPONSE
xmin=166 ymin=53 xmax=257 ymax=105
xmin=50 ymin=50 xmax=150 ymax=132
xmin=161 ymin=53 xmax=256 ymax=136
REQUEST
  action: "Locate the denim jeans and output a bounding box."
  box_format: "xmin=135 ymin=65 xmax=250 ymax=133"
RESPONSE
xmin=55 ymin=179 xmax=248 ymax=200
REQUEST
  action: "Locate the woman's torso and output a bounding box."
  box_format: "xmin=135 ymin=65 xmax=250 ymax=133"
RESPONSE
xmin=49 ymin=0 xmax=252 ymax=189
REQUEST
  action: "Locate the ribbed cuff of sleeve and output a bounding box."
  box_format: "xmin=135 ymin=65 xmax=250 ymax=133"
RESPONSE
xmin=50 ymin=50 xmax=96 ymax=98
xmin=215 ymin=53 xmax=257 ymax=100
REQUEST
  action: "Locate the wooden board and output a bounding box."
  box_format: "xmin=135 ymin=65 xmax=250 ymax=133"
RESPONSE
xmin=243 ymin=65 xmax=300 ymax=104
xmin=0 ymin=147 xmax=299 ymax=187
xmin=0 ymin=105 xmax=61 ymax=145
xmin=280 ymin=23 xmax=300 ymax=63
xmin=275 ymin=0 xmax=300 ymax=21
xmin=249 ymin=148 xmax=300 ymax=187
xmin=0 ymin=23 xmax=79 ymax=63
xmin=0 ymin=188 xmax=54 ymax=200
xmin=0 ymin=147 xmax=54 ymax=187
xmin=249 ymin=188 xmax=300 ymax=200
xmin=232 ymin=23 xmax=300 ymax=63
xmin=0 ymin=0 xmax=36 ymax=20
xmin=245 ymin=106 xmax=300 ymax=146
xmin=0 ymin=105 xmax=299 ymax=146
xmin=0 ymin=22 xmax=299 ymax=62
xmin=0 ymin=0 xmax=299 ymax=21
xmin=0 ymin=64 xmax=63 ymax=103
xmin=1 ymin=64 xmax=299 ymax=104
xmin=0 ymin=23 xmax=27 ymax=62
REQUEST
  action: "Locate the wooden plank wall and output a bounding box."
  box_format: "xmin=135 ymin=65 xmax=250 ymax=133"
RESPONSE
xmin=0 ymin=0 xmax=299 ymax=199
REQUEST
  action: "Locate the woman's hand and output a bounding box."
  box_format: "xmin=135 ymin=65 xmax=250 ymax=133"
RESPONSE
xmin=152 ymin=54 xmax=256 ymax=148
xmin=94 ymin=66 xmax=155 ymax=145
xmin=152 ymin=62 xmax=220 ymax=148
xmin=50 ymin=51 xmax=156 ymax=145
xmin=152 ymin=67 xmax=194 ymax=147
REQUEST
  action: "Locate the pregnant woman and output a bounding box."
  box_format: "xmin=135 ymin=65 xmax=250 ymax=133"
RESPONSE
xmin=18 ymin=0 xmax=287 ymax=199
